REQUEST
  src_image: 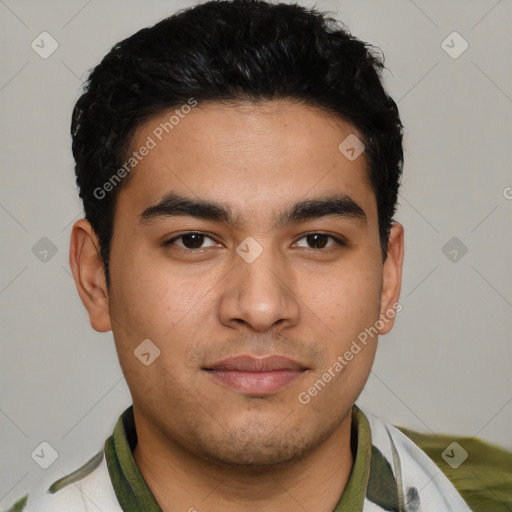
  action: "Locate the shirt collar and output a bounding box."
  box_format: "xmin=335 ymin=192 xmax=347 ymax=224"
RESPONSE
xmin=105 ymin=404 xmax=381 ymax=511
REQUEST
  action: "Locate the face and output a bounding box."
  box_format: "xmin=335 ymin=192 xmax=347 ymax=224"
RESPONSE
xmin=71 ymin=99 xmax=403 ymax=468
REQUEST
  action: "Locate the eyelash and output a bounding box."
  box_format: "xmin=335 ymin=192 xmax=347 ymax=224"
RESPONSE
xmin=162 ymin=231 xmax=346 ymax=253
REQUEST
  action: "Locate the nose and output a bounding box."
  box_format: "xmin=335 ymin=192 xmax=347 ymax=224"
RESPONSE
xmin=218 ymin=242 xmax=301 ymax=332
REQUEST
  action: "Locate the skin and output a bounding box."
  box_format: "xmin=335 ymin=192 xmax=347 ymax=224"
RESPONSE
xmin=70 ymin=99 xmax=404 ymax=512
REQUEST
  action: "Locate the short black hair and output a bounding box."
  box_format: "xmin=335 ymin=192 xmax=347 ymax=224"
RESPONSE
xmin=71 ymin=0 xmax=404 ymax=287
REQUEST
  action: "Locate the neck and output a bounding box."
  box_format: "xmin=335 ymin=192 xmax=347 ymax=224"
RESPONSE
xmin=132 ymin=411 xmax=354 ymax=512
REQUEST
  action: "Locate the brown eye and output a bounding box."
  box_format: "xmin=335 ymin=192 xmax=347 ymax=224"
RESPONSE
xmin=164 ymin=232 xmax=218 ymax=251
xmin=295 ymin=233 xmax=344 ymax=250
xmin=179 ymin=233 xmax=206 ymax=249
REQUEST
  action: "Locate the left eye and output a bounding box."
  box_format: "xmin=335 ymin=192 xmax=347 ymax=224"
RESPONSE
xmin=295 ymin=233 xmax=344 ymax=250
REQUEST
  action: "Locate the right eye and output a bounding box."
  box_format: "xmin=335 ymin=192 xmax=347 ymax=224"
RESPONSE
xmin=162 ymin=232 xmax=221 ymax=253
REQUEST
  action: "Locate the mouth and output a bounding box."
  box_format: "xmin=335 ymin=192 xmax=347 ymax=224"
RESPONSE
xmin=203 ymin=354 xmax=308 ymax=396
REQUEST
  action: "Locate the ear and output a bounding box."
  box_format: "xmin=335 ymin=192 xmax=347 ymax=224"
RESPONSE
xmin=378 ymin=221 xmax=404 ymax=335
xmin=69 ymin=219 xmax=112 ymax=332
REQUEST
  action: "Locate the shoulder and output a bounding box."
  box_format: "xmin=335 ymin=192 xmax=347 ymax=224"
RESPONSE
xmin=2 ymin=451 xmax=122 ymax=512
xmin=398 ymin=426 xmax=512 ymax=512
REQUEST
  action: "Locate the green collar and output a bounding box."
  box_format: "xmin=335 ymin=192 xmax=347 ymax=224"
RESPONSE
xmin=104 ymin=404 xmax=384 ymax=511
xmin=333 ymin=405 xmax=372 ymax=510
xmin=105 ymin=406 xmax=162 ymax=511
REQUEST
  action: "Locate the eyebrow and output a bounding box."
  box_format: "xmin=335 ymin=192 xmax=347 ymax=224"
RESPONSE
xmin=139 ymin=191 xmax=367 ymax=228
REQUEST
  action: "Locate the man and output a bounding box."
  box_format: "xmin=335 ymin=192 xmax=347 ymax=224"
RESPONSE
xmin=5 ymin=0 xmax=511 ymax=510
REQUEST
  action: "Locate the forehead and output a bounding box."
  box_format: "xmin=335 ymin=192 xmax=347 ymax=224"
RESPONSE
xmin=116 ymin=99 xmax=377 ymax=227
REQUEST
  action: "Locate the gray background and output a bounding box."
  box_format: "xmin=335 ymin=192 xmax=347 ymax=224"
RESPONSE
xmin=1 ymin=0 xmax=511 ymax=506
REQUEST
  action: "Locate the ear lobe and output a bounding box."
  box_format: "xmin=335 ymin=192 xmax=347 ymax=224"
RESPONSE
xmin=69 ymin=219 xmax=112 ymax=332
xmin=378 ymin=221 xmax=404 ymax=335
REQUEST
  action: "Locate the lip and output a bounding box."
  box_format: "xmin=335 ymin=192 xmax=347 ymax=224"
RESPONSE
xmin=203 ymin=355 xmax=308 ymax=395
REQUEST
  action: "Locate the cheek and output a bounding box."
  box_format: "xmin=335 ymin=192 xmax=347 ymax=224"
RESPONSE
xmin=108 ymin=265 xmax=203 ymax=401
xmin=107 ymin=247 xmax=222 ymax=382
xmin=298 ymin=265 xmax=381 ymax=413
xmin=110 ymin=273 xmax=195 ymax=348
xmin=304 ymin=257 xmax=382 ymax=334
xmin=109 ymin=242 xmax=195 ymax=328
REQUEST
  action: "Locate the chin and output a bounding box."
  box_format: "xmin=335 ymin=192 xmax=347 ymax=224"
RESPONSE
xmin=205 ymin=442 xmax=305 ymax=470
xmin=194 ymin=422 xmax=319 ymax=470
